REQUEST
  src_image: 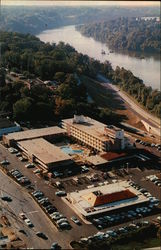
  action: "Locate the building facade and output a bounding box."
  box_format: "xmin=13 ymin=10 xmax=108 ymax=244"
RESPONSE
xmin=62 ymin=115 xmax=129 ymax=152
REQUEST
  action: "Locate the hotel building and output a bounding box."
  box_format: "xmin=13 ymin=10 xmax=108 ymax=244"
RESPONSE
xmin=62 ymin=115 xmax=129 ymax=152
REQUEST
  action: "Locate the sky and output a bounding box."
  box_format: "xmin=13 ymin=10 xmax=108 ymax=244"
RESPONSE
xmin=2 ymin=1 xmax=160 ymax=7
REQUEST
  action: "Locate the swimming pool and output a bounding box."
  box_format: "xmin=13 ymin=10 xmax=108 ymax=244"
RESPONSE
xmin=61 ymin=146 xmax=83 ymax=155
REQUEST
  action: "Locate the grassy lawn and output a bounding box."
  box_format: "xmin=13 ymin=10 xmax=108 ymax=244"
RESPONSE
xmin=81 ymin=75 xmax=125 ymax=111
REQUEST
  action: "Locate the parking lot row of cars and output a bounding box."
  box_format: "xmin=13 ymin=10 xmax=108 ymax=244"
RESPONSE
xmin=31 ymin=190 xmax=71 ymax=230
xmin=9 ymin=169 xmax=31 ymax=187
xmin=135 ymin=140 xmax=161 ymax=151
xmin=146 ymin=175 xmax=161 ymax=187
xmin=91 ymin=201 xmax=158 ymax=230
xmin=80 ymin=220 xmax=150 ymax=244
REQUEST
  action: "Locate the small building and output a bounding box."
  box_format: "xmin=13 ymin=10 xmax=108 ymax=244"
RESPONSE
xmin=67 ymin=180 xmax=149 ymax=218
xmin=0 ymin=118 xmax=21 ymax=138
xmin=3 ymin=126 xmax=66 ymax=146
xmin=17 ymin=138 xmax=73 ymax=171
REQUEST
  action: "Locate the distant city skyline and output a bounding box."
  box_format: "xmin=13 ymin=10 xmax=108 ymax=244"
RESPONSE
xmin=2 ymin=1 xmax=160 ymax=7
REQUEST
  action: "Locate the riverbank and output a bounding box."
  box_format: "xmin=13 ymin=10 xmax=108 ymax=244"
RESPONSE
xmin=37 ymin=25 xmax=160 ymax=90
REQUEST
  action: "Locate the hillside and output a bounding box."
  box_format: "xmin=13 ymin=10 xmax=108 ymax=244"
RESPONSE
xmin=77 ymin=17 xmax=160 ymax=53
xmin=0 ymin=6 xmax=159 ymax=35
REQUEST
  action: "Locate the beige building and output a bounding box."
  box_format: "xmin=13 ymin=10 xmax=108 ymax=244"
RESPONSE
xmin=67 ymin=180 xmax=149 ymax=218
xmin=3 ymin=126 xmax=66 ymax=146
xmin=17 ymin=138 xmax=72 ymax=170
xmin=62 ymin=115 xmax=128 ymax=152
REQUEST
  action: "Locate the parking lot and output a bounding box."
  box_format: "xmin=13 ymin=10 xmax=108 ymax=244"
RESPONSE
xmin=0 ymin=141 xmax=161 ymax=249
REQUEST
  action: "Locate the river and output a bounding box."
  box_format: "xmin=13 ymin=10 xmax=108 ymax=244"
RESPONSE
xmin=37 ymin=25 xmax=160 ymax=90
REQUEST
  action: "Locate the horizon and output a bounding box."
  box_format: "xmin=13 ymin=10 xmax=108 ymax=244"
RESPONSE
xmin=2 ymin=1 xmax=160 ymax=7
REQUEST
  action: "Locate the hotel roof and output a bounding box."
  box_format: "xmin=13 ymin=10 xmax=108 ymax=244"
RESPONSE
xmin=62 ymin=117 xmax=117 ymax=142
xmin=5 ymin=126 xmax=65 ymax=142
xmin=17 ymin=138 xmax=71 ymax=165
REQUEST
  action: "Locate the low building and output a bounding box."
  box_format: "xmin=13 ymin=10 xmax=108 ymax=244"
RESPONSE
xmin=17 ymin=138 xmax=73 ymax=171
xmin=67 ymin=180 xmax=149 ymax=218
xmin=0 ymin=118 xmax=21 ymax=138
xmin=3 ymin=126 xmax=66 ymax=146
xmin=62 ymin=115 xmax=130 ymax=152
xmin=86 ymin=155 xmax=108 ymax=167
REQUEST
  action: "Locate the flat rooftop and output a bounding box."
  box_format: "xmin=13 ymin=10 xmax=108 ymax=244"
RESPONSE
xmin=5 ymin=126 xmax=66 ymax=142
xmin=67 ymin=180 xmax=149 ymax=217
xmin=62 ymin=117 xmax=118 ymax=142
xmin=86 ymin=155 xmax=108 ymax=166
xmin=17 ymin=138 xmax=71 ymax=165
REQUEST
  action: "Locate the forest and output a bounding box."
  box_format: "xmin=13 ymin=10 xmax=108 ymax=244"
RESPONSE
xmin=0 ymin=6 xmax=159 ymax=35
xmin=77 ymin=17 xmax=160 ymax=53
xmin=0 ymin=31 xmax=119 ymax=123
xmin=0 ymin=31 xmax=160 ymax=123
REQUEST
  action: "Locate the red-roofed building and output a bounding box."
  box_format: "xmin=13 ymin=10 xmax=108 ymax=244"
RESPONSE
xmin=82 ymin=189 xmax=137 ymax=207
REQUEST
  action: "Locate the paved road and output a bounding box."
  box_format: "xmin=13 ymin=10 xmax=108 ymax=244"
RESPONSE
xmin=97 ymin=74 xmax=160 ymax=133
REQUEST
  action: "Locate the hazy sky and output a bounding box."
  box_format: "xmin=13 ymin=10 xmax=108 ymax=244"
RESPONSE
xmin=2 ymin=1 xmax=160 ymax=7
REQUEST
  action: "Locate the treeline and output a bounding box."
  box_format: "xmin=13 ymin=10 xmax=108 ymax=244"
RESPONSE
xmin=77 ymin=17 xmax=160 ymax=53
xmin=111 ymin=66 xmax=161 ymax=117
xmin=0 ymin=6 xmax=159 ymax=35
xmin=0 ymin=31 xmax=120 ymax=124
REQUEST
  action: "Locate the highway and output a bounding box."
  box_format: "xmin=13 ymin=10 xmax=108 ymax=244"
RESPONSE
xmin=97 ymin=74 xmax=160 ymax=136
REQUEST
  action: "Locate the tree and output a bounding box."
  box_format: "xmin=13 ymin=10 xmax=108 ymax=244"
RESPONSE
xmin=0 ymin=68 xmax=6 ymax=86
xmin=13 ymin=97 xmax=33 ymax=120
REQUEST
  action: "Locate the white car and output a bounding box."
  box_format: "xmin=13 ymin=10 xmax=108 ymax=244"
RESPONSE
xmin=19 ymin=212 xmax=27 ymax=220
xmin=33 ymin=169 xmax=41 ymax=174
xmin=8 ymin=147 xmax=18 ymax=153
xmin=24 ymin=218 xmax=34 ymax=227
xmin=71 ymin=216 xmax=81 ymax=225
xmin=25 ymin=163 xmax=35 ymax=168
xmin=0 ymin=160 xmax=10 ymax=165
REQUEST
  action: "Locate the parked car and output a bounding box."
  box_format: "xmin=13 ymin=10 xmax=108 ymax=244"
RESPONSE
xmin=24 ymin=218 xmax=34 ymax=227
xmin=36 ymin=232 xmax=48 ymax=240
xmin=51 ymin=242 xmax=61 ymax=250
xmin=1 ymin=196 xmax=12 ymax=202
xmin=16 ymin=152 xmax=22 ymax=157
xmin=81 ymin=165 xmax=89 ymax=173
xmin=8 ymin=147 xmax=18 ymax=154
xmin=55 ymin=191 xmax=66 ymax=197
xmin=71 ymin=216 xmax=81 ymax=225
xmin=25 ymin=163 xmax=35 ymax=168
xmin=33 ymin=169 xmax=41 ymax=174
xmin=0 ymin=160 xmax=10 ymax=165
xmin=18 ymin=157 xmax=27 ymax=162
xmin=53 ymin=171 xmax=63 ymax=178
xmin=19 ymin=213 xmax=27 ymax=220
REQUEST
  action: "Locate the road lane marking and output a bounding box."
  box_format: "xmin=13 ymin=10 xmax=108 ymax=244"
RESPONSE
xmin=27 ymin=210 xmax=39 ymax=215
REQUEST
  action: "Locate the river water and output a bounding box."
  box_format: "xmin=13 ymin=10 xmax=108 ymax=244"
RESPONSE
xmin=37 ymin=25 xmax=160 ymax=90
